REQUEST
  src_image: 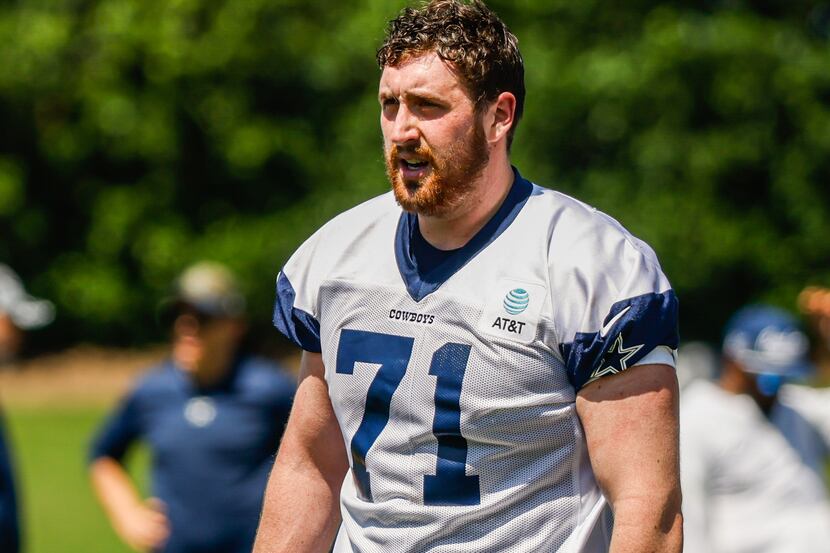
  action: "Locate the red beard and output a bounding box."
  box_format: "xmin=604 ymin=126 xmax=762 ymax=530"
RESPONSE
xmin=386 ymin=121 xmax=489 ymax=217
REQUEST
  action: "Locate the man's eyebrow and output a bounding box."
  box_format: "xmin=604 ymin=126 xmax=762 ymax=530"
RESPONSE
xmin=402 ymin=91 xmax=446 ymax=104
xmin=378 ymin=90 xmax=447 ymax=107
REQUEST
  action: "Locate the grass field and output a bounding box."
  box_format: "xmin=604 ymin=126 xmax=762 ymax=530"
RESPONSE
xmin=0 ymin=346 xmax=298 ymax=553
xmin=6 ymin=406 xmax=149 ymax=553
xmin=3 ymin=350 xmax=828 ymax=552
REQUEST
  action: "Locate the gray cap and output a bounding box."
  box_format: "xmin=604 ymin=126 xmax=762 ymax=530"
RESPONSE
xmin=169 ymin=261 xmax=246 ymax=318
xmin=0 ymin=264 xmax=55 ymax=330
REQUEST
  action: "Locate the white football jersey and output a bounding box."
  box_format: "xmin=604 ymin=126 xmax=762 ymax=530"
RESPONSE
xmin=274 ymin=169 xmax=679 ymax=552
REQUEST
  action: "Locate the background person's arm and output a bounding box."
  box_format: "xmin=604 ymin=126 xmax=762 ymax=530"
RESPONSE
xmin=254 ymin=351 xmax=349 ymax=553
xmin=88 ymin=387 xmax=168 ymax=552
xmin=577 ymin=363 xmax=683 ymax=553
xmin=89 ymin=456 xmax=169 ymax=552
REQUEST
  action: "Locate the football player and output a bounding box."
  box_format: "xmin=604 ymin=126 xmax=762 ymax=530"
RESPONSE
xmin=255 ymin=1 xmax=682 ymax=552
xmin=680 ymin=305 xmax=830 ymax=552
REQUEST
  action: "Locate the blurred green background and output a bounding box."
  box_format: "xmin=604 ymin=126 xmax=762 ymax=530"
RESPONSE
xmin=2 ymin=0 xmax=830 ymax=551
xmin=2 ymin=0 xmax=829 ymax=349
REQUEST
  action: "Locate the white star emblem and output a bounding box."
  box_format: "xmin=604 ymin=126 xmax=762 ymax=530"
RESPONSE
xmin=590 ymin=334 xmax=644 ymax=381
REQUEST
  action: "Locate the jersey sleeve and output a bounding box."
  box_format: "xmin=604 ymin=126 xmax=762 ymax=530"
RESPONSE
xmin=272 ymin=227 xmax=327 ymax=353
xmin=551 ymin=213 xmax=679 ymax=392
xmin=88 ymin=390 xmax=143 ymax=464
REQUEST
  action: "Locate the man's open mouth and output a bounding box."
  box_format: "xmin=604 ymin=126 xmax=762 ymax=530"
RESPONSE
xmin=400 ymin=159 xmax=429 ymax=170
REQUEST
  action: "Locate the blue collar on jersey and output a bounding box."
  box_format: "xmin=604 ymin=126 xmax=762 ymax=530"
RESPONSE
xmin=395 ymin=166 xmax=535 ymax=302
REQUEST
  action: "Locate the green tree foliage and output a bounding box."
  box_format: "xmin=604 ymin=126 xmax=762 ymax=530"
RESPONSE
xmin=0 ymin=0 xmax=828 ymax=346
xmin=501 ymin=0 xmax=830 ymax=340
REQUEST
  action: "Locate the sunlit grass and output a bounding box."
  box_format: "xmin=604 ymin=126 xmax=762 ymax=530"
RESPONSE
xmin=5 ymin=407 xmax=149 ymax=553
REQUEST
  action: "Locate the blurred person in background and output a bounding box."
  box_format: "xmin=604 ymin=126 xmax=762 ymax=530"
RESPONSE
xmin=0 ymin=263 xmax=55 ymax=553
xmin=88 ymin=261 xmax=295 ymax=553
xmin=0 ymin=264 xmax=55 ymax=367
xmin=680 ymin=304 xmax=830 ymax=553
xmin=799 ymin=285 xmax=830 ymax=380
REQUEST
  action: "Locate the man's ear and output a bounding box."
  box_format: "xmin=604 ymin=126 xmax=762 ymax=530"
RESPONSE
xmin=485 ymin=91 xmax=516 ymax=145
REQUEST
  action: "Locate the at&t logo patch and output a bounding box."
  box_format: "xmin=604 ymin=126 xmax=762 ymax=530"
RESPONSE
xmin=478 ymin=279 xmax=547 ymax=344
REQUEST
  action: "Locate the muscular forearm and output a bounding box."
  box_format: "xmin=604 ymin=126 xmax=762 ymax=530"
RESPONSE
xmin=609 ymin=494 xmax=683 ymax=553
xmin=253 ymin=351 xmax=349 ymax=553
xmin=253 ymin=450 xmax=343 ymax=552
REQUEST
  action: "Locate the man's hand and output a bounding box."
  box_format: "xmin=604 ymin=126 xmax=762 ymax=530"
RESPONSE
xmin=112 ymin=497 xmax=170 ymax=552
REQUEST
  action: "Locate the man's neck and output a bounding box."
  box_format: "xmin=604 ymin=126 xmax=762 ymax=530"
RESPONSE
xmin=173 ymin=346 xmax=235 ymax=388
xmin=417 ymin=158 xmax=514 ymax=250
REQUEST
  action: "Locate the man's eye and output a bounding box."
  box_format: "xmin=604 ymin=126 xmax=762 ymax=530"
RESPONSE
xmin=382 ymin=98 xmax=398 ymax=107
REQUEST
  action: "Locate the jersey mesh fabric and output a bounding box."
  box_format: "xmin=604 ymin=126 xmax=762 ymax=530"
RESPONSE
xmin=320 ymin=280 xmax=593 ymax=552
xmin=275 ymin=177 xmax=675 ymax=552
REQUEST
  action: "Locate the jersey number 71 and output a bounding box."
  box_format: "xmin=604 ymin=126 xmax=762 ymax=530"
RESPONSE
xmin=336 ymin=328 xmax=480 ymax=506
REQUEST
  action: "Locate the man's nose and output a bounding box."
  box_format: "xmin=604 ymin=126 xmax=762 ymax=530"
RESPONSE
xmin=387 ymin=105 xmax=420 ymax=145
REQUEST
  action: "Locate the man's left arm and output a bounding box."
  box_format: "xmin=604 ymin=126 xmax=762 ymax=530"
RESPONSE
xmin=576 ymin=363 xmax=683 ymax=553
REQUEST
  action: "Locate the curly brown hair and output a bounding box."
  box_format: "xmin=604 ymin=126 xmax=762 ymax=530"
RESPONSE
xmin=377 ymin=0 xmax=525 ymax=149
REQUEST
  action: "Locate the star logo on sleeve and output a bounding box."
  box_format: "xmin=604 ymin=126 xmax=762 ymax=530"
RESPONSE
xmin=590 ymin=334 xmax=644 ymax=381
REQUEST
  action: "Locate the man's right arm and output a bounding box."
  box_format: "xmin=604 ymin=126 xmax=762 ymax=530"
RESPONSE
xmin=253 ymin=351 xmax=349 ymax=553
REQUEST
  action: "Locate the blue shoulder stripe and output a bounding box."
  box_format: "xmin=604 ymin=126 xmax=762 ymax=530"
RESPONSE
xmin=273 ymin=272 xmax=322 ymax=353
xmin=560 ymin=290 xmax=679 ymax=392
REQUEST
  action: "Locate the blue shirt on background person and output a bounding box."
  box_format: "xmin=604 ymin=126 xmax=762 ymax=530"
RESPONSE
xmin=89 ymin=355 xmax=294 ymax=553
xmin=88 ymin=261 xmax=295 ymax=553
